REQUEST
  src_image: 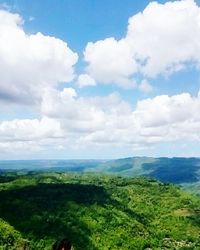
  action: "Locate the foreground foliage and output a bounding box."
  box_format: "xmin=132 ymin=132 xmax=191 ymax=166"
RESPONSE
xmin=0 ymin=172 xmax=199 ymax=249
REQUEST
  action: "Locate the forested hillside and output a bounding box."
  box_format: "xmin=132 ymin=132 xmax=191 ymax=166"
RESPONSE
xmin=0 ymin=172 xmax=199 ymax=249
xmin=1 ymin=157 xmax=200 ymax=194
xmin=88 ymin=157 xmax=200 ymax=183
xmin=87 ymin=157 xmax=200 ymax=194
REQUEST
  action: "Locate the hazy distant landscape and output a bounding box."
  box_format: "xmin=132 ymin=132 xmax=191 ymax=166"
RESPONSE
xmin=1 ymin=157 xmax=200 ymax=194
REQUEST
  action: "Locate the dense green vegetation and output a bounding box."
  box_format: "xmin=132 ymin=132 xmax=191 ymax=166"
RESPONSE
xmin=1 ymin=157 xmax=200 ymax=194
xmin=0 ymin=218 xmax=29 ymax=249
xmin=0 ymin=172 xmax=199 ymax=249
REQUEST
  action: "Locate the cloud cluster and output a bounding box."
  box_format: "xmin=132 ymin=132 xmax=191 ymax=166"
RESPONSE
xmin=74 ymin=91 xmax=200 ymax=146
xmin=1 ymin=2 xmax=200 ymax=156
xmin=0 ymin=117 xmax=62 ymax=141
xmin=0 ymin=116 xmax=64 ymax=155
xmin=0 ymin=9 xmax=78 ymax=104
xmin=83 ymin=0 xmax=200 ymax=88
xmin=0 ymin=87 xmax=130 ymax=153
xmin=2 ymin=88 xmax=200 ymax=154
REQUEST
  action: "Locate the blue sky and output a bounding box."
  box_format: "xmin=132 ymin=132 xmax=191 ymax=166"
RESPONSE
xmin=1 ymin=0 xmax=200 ymax=159
xmin=16 ymin=0 xmax=160 ymax=51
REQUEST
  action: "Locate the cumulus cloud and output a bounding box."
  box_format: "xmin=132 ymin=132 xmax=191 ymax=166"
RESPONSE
xmin=1 ymin=88 xmax=200 ymax=153
xmin=1 ymin=3 xmax=200 ymax=156
xmin=135 ymin=92 xmax=200 ymax=127
xmin=77 ymin=74 xmax=96 ymax=87
xmin=84 ymin=38 xmax=137 ymax=88
xmin=0 ymin=117 xmax=62 ymax=141
xmin=0 ymin=9 xmax=78 ymax=105
xmin=41 ymin=88 xmax=200 ymax=147
xmin=0 ymin=116 xmax=65 ymax=155
xmin=41 ymin=88 xmax=120 ymax=133
xmin=90 ymin=92 xmax=200 ymax=147
xmin=83 ymin=0 xmax=200 ymax=88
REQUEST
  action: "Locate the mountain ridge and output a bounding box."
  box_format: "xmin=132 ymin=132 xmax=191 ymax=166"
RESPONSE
xmin=1 ymin=157 xmax=200 ymax=193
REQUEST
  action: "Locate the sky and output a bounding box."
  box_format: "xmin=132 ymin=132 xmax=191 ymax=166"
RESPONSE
xmin=1 ymin=0 xmax=200 ymax=159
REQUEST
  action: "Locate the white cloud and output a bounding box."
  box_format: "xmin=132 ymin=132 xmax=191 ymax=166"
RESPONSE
xmin=0 ymin=116 xmax=62 ymax=141
xmin=1 ymin=88 xmax=200 ymax=154
xmin=0 ymin=116 xmax=65 ymax=155
xmin=1 ymin=3 xmax=200 ymax=156
xmin=84 ymin=38 xmax=137 ymax=88
xmin=41 ymin=88 xmax=109 ymax=133
xmin=127 ymin=0 xmax=200 ymax=77
xmin=0 ymin=9 xmax=78 ymax=105
xmin=77 ymin=74 xmax=96 ymax=87
xmin=83 ymin=0 xmax=200 ymax=87
xmin=139 ymin=79 xmax=153 ymax=93
xmin=135 ymin=92 xmax=200 ymax=127
xmin=41 ymin=88 xmax=200 ymax=147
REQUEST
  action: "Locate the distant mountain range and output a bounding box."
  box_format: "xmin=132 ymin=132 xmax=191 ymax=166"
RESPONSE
xmin=87 ymin=157 xmax=200 ymax=194
xmin=0 ymin=157 xmax=200 ymax=193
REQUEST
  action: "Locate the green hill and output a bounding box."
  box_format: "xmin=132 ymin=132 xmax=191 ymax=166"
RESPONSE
xmin=88 ymin=157 xmax=156 ymax=176
xmin=87 ymin=157 xmax=200 ymax=194
xmin=0 ymin=218 xmax=29 ymax=249
xmin=0 ymin=172 xmax=199 ymax=249
xmin=1 ymin=157 xmax=200 ymax=194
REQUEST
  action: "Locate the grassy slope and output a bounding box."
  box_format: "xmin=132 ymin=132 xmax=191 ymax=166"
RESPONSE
xmin=0 ymin=172 xmax=199 ymax=249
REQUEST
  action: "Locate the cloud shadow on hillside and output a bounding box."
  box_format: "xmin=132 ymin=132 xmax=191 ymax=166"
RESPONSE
xmin=142 ymin=157 xmax=200 ymax=184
